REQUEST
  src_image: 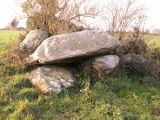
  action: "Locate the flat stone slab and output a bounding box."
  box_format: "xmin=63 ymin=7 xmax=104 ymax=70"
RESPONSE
xmin=28 ymin=30 xmax=121 ymax=64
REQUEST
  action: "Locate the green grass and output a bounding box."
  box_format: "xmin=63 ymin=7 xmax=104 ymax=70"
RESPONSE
xmin=0 ymin=30 xmax=160 ymax=119
xmin=144 ymin=34 xmax=160 ymax=48
xmin=0 ymin=30 xmax=25 ymax=54
xmin=0 ymin=74 xmax=160 ymax=120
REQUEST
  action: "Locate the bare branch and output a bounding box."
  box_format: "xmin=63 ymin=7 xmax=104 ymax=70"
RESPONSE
xmin=102 ymin=0 xmax=146 ymax=35
xmin=20 ymin=0 xmax=103 ymax=34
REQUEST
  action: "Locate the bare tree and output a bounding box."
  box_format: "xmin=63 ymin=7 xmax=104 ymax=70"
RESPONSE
xmin=20 ymin=0 xmax=103 ymax=35
xmin=102 ymin=0 xmax=146 ymax=38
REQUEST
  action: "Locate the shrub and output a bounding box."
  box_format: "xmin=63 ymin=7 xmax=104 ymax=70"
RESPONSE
xmin=0 ymin=33 xmax=30 ymax=76
xmin=117 ymin=29 xmax=147 ymax=56
xmin=116 ymin=29 xmax=160 ymax=77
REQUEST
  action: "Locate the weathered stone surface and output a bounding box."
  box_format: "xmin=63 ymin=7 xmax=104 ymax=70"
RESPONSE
xmin=80 ymin=55 xmax=120 ymax=76
xmin=92 ymin=55 xmax=120 ymax=75
xmin=20 ymin=29 xmax=49 ymax=53
xmin=28 ymin=30 xmax=121 ymax=64
xmin=28 ymin=65 xmax=75 ymax=94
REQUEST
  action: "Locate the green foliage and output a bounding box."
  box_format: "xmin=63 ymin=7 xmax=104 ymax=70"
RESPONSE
xmin=118 ymin=30 xmax=148 ymax=56
xmin=8 ymin=99 xmax=39 ymax=120
xmin=120 ymin=38 xmax=147 ymax=55
xmin=14 ymin=88 xmax=40 ymax=100
xmin=0 ymin=65 xmax=17 ymax=76
xmin=115 ymin=30 xmax=160 ymax=77
xmin=144 ymin=47 xmax=160 ymax=77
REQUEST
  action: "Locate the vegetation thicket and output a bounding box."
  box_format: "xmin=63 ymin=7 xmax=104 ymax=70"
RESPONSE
xmin=0 ymin=0 xmax=160 ymax=119
xmin=21 ymin=0 xmax=102 ymax=35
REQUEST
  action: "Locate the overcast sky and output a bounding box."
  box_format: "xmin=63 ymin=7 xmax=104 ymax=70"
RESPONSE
xmin=0 ymin=0 xmax=160 ymax=30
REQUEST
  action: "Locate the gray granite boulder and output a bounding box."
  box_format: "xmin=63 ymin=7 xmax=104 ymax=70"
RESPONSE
xmin=92 ymin=55 xmax=120 ymax=75
xmin=28 ymin=65 xmax=75 ymax=94
xmin=20 ymin=29 xmax=49 ymax=54
xmin=80 ymin=55 xmax=120 ymax=76
xmin=28 ymin=30 xmax=121 ymax=64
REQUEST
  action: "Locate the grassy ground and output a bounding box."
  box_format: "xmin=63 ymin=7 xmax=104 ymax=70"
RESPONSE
xmin=0 ymin=30 xmax=25 ymax=54
xmin=143 ymin=34 xmax=160 ymax=48
xmin=147 ymin=35 xmax=160 ymax=48
xmin=0 ymin=74 xmax=160 ymax=120
xmin=0 ymin=30 xmax=160 ymax=120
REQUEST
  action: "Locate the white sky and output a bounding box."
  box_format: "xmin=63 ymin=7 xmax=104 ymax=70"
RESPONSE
xmin=141 ymin=0 xmax=160 ymax=29
xmin=0 ymin=0 xmax=25 ymax=28
xmin=0 ymin=0 xmax=160 ymax=30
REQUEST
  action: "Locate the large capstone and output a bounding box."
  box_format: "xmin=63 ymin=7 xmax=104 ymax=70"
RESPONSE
xmin=28 ymin=30 xmax=121 ymax=64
